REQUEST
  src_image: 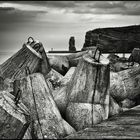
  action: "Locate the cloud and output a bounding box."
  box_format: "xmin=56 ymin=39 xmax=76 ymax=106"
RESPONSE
xmin=70 ymin=1 xmax=140 ymax=16
xmin=0 ymin=3 xmax=46 ymax=36
xmin=0 ymin=7 xmax=15 ymax=11
xmin=0 ymin=0 xmax=140 ymax=55
xmin=44 ymin=1 xmax=76 ymax=8
xmin=0 ymin=2 xmax=48 ymax=26
xmin=1 ymin=1 xmax=140 ymax=16
xmin=3 ymin=1 xmax=76 ymax=8
xmin=0 ymin=2 xmax=48 ymax=12
xmin=86 ymin=1 xmax=125 ymax=9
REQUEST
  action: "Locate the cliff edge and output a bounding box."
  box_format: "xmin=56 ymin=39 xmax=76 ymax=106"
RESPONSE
xmin=82 ymin=25 xmax=140 ymax=53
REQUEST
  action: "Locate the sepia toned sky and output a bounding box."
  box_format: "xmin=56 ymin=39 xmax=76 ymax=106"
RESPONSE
xmin=0 ymin=1 xmax=140 ymax=54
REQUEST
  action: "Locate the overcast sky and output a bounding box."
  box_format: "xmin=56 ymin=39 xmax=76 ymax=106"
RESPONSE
xmin=0 ymin=1 xmax=140 ymax=55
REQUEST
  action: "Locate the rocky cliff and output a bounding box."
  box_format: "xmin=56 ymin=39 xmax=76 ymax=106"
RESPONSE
xmin=82 ymin=25 xmax=140 ymax=53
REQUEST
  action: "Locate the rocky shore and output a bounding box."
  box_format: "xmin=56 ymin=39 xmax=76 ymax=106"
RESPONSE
xmin=0 ymin=25 xmax=140 ymax=139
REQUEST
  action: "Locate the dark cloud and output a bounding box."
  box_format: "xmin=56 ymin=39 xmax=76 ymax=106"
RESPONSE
xmin=1 ymin=1 xmax=140 ymax=16
xmin=0 ymin=1 xmax=48 ymax=13
xmin=0 ymin=2 xmax=47 ymax=24
xmin=86 ymin=1 xmax=125 ymax=9
xmin=0 ymin=1 xmax=76 ymax=9
xmin=0 ymin=7 xmax=44 ymax=34
xmin=0 ymin=10 xmax=38 ymax=24
xmin=72 ymin=1 xmax=140 ymax=16
xmin=44 ymin=1 xmax=76 ymax=8
xmin=0 ymin=7 xmax=15 ymax=11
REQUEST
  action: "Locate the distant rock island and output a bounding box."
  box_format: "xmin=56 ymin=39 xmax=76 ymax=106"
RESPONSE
xmin=82 ymin=25 xmax=140 ymax=53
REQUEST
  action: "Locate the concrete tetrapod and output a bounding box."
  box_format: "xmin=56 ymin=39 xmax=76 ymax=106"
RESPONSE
xmin=48 ymin=55 xmax=70 ymax=76
xmin=0 ymin=42 xmax=42 ymax=80
xmin=19 ymin=73 xmax=75 ymax=139
xmin=0 ymin=91 xmax=31 ymax=139
xmin=65 ymin=49 xmax=110 ymax=131
xmin=110 ymin=67 xmax=140 ymax=103
xmin=0 ymin=37 xmax=51 ymax=80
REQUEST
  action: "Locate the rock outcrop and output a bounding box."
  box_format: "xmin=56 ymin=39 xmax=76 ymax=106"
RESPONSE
xmin=69 ymin=36 xmax=76 ymax=51
xmin=82 ymin=25 xmax=140 ymax=53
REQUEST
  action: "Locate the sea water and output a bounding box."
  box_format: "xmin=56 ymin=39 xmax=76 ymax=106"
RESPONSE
xmin=0 ymin=52 xmax=131 ymax=65
xmin=0 ymin=52 xmax=15 ymax=64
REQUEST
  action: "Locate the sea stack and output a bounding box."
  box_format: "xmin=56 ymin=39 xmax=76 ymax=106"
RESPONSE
xmin=69 ymin=36 xmax=76 ymax=52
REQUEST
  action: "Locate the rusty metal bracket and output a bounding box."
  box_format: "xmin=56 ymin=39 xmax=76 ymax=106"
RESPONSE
xmin=16 ymin=114 xmax=31 ymax=139
xmin=27 ymin=37 xmax=35 ymax=44
xmin=25 ymin=66 xmax=31 ymax=76
xmin=14 ymin=89 xmax=22 ymax=106
xmin=93 ymin=47 xmax=101 ymax=62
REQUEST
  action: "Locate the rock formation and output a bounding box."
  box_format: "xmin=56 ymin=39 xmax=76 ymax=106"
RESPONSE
xmin=69 ymin=36 xmax=76 ymax=51
xmin=82 ymin=25 xmax=140 ymax=53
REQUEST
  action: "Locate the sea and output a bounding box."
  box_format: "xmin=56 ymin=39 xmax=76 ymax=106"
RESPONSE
xmin=0 ymin=52 xmax=131 ymax=65
xmin=0 ymin=52 xmax=15 ymax=65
